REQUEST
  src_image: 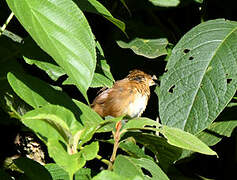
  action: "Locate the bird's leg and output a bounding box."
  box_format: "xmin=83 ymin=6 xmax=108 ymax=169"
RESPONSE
xmin=108 ymin=120 xmax=122 ymax=170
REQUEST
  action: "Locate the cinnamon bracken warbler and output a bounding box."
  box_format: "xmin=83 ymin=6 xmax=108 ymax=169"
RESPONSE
xmin=91 ymin=70 xmax=157 ymax=118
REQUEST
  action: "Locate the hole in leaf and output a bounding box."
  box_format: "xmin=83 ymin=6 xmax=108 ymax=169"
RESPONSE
xmin=189 ymin=56 xmax=194 ymax=60
xmin=168 ymin=85 xmax=175 ymax=93
xmin=227 ymin=79 xmax=232 ymax=84
xmin=141 ymin=168 xmax=152 ymax=178
xmin=183 ymin=49 xmax=190 ymax=53
xmin=226 ymin=73 xmax=229 ymax=76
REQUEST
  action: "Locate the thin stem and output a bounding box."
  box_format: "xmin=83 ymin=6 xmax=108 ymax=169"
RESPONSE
xmin=108 ymin=120 xmax=122 ymax=170
xmin=0 ymin=12 xmax=14 ymax=36
xmin=200 ymin=0 xmax=207 ymax=23
xmin=96 ymin=154 xmax=111 ymax=167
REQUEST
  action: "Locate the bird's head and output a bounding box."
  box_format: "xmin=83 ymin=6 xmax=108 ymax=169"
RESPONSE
xmin=127 ymin=69 xmax=157 ymax=86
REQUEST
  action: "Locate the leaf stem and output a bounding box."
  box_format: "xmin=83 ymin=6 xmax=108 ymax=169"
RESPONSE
xmin=0 ymin=12 xmax=14 ymax=36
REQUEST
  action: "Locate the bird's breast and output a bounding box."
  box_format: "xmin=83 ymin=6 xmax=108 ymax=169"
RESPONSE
xmin=126 ymin=93 xmax=148 ymax=118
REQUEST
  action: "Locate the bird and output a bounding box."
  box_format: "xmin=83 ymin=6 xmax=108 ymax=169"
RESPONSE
xmin=91 ymin=69 xmax=157 ymax=118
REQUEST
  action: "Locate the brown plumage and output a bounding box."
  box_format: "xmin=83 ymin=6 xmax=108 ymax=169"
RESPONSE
xmin=91 ymin=70 xmax=157 ymax=118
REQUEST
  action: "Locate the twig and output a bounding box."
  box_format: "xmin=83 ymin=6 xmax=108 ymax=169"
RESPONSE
xmin=0 ymin=12 xmax=14 ymax=36
xmin=108 ymin=120 xmax=122 ymax=170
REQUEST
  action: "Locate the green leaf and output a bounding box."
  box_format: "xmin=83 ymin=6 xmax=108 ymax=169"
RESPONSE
xmin=96 ymin=116 xmax=123 ymax=133
xmin=45 ymin=163 xmax=70 ymax=180
xmin=123 ymin=132 xmax=182 ymax=171
xmin=74 ymin=168 xmax=91 ymax=180
xmin=119 ymin=140 xmax=153 ymax=160
xmin=92 ymin=170 xmax=134 ymax=180
xmin=117 ymin=38 xmax=168 ymax=59
xmin=14 ymin=157 xmax=52 ymax=180
xmin=159 ymin=19 xmax=237 ymax=134
xmin=73 ymin=99 xmax=104 ymax=127
xmin=194 ymin=0 xmax=203 ymax=3
xmin=7 ymin=72 xmax=82 ymax=120
xmin=76 ymin=0 xmax=126 ymax=35
xmin=63 ymin=41 xmax=114 ymax=88
xmin=149 ymin=0 xmax=180 ymax=7
xmin=114 ymin=155 xmax=169 ymax=180
xmin=197 ymin=120 xmax=237 ymax=146
xmin=123 ymin=117 xmax=160 ymax=131
xmin=91 ymin=43 xmax=115 ymax=87
xmin=21 ymin=37 xmax=65 ymax=81
xmin=47 ymin=139 xmax=86 ymax=179
xmin=22 ymin=105 xmax=83 ymax=144
xmin=113 ymin=155 xmax=143 ymax=179
xmin=0 ymin=169 xmax=13 ymax=180
xmin=6 ymin=0 xmax=96 ymax=102
xmin=81 ymin=141 xmax=99 ymax=161
xmin=160 ymin=125 xmax=217 ymax=156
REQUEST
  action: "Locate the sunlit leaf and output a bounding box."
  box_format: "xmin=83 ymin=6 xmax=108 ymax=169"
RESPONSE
xmin=159 ymin=19 xmax=237 ymax=134
xmin=7 ymin=0 xmax=96 ymax=102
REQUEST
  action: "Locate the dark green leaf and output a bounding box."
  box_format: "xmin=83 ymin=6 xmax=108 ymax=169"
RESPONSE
xmin=0 ymin=169 xmax=12 ymax=180
xmin=14 ymin=157 xmax=52 ymax=180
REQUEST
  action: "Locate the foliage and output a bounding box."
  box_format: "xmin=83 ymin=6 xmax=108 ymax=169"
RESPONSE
xmin=1 ymin=0 xmax=237 ymax=179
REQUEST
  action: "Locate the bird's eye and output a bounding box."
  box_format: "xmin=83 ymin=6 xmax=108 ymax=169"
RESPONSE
xmin=133 ymin=76 xmax=144 ymax=82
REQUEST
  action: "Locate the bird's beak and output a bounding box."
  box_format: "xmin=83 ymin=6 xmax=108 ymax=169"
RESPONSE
xmin=151 ymin=75 xmax=158 ymax=86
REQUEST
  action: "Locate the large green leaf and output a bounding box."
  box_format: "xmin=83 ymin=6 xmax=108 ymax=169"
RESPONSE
xmin=160 ymin=125 xmax=217 ymax=156
xmin=117 ymin=38 xmax=168 ymax=59
xmin=159 ymin=19 xmax=237 ymax=134
xmin=6 ymin=0 xmax=96 ymax=102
